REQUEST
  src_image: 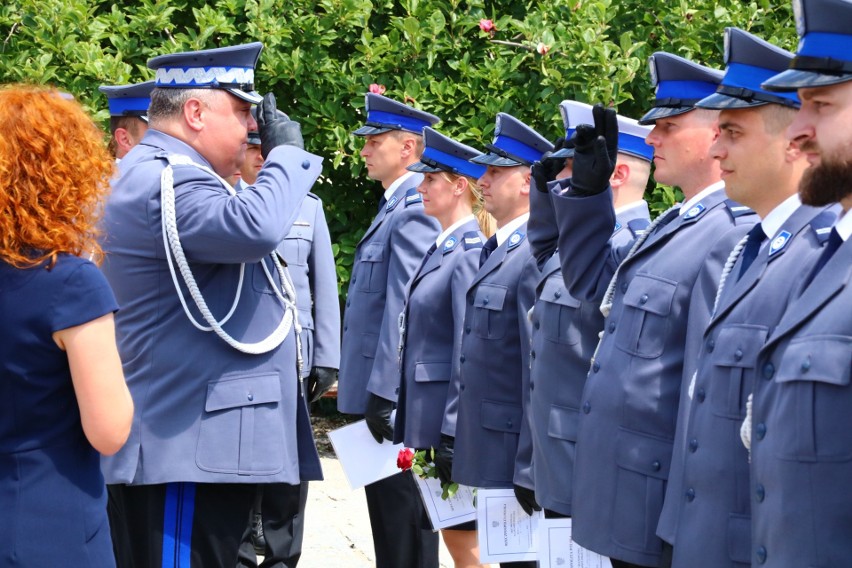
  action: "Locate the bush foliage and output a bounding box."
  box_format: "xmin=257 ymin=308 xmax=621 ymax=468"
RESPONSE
xmin=0 ymin=0 xmax=797 ymax=291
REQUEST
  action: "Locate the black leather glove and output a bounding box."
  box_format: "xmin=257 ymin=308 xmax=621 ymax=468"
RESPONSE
xmin=531 ymin=137 xmax=572 ymax=193
xmin=307 ymin=367 xmax=337 ymax=403
xmin=514 ymin=484 xmax=542 ymax=516
xmin=364 ymin=393 xmax=395 ymax=443
xmin=569 ymin=103 xmax=618 ymax=197
xmin=256 ymin=93 xmax=304 ymax=157
xmin=434 ymin=434 xmax=455 ymax=486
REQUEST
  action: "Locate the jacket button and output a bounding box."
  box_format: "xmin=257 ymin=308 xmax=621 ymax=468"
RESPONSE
xmin=734 ymin=348 xmax=744 ymax=361
xmin=507 ymin=420 xmax=513 ymax=428
xmin=685 ymin=488 xmax=695 ymax=502
xmin=554 ymin=290 xmax=562 ymax=299
xmin=247 ymin=392 xmax=254 ymax=401
xmin=763 ymin=363 xmax=775 ymax=380
xmin=801 ymin=357 xmax=811 ymax=373
xmin=583 ymin=401 xmax=591 ymax=414
xmin=592 ymin=361 xmax=600 ymax=373
xmin=755 ymin=423 xmax=766 ymax=440
xmin=301 ymin=160 xmax=310 ymax=169
xmin=755 ymin=484 xmax=765 ymax=502
xmin=531 ymin=350 xmax=536 ymax=359
xmin=689 ymin=438 xmax=698 ymax=453
xmin=460 ymin=384 xmax=465 ymax=391
xmin=465 ymin=326 xmax=471 ymax=334
xmin=696 ymin=388 xmax=706 ymax=403
xmin=343 ymin=325 xmax=348 ymax=331
xmin=534 ymin=321 xmax=540 ymax=330
xmin=608 ymin=321 xmax=616 ymax=333
xmin=640 ymin=294 xmax=649 ymax=304
xmin=707 ymin=339 xmax=715 ymax=353
xmin=352 ymin=277 xmax=357 ymax=283
xmin=394 ymin=387 xmax=400 ymax=394
xmin=621 ymin=281 xmax=628 ymax=293
xmin=530 ymin=382 xmax=535 ymax=391
xmin=756 ymin=546 xmax=767 ymax=564
xmin=651 ymin=460 xmax=661 ymax=471
xmin=460 ymin=355 xmax=465 ymax=363
xmin=483 ymin=297 xmax=489 ymax=305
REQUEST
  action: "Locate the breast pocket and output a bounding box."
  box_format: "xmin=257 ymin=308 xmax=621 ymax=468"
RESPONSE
xmin=278 ymin=223 xmax=314 ymax=266
xmin=770 ymin=336 xmax=852 ymax=462
xmin=616 ymin=273 xmax=677 ymax=359
xmin=709 ymin=324 xmax=768 ymax=420
xmin=197 ymin=373 xmax=285 ymax=475
xmin=539 ymin=276 xmax=581 ymax=345
xmin=355 ymin=242 xmax=388 ymax=293
xmin=414 ymin=361 xmax=451 ymax=383
xmin=473 ymin=284 xmax=508 ymax=340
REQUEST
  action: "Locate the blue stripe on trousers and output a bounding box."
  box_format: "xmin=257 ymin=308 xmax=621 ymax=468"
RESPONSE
xmin=162 ymin=483 xmax=196 ymax=568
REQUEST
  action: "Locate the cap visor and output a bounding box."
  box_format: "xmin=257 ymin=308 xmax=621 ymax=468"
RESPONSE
xmin=407 ymin=161 xmax=443 ymax=173
xmin=695 ymin=92 xmax=767 ymax=110
xmin=469 ymin=152 xmax=524 ymax=166
xmin=637 ymin=105 xmax=694 ymax=125
xmin=353 ymin=125 xmax=393 ymax=136
xmin=227 ymin=88 xmax=263 ymax=104
xmin=550 ymin=147 xmax=576 ymax=159
xmin=761 ymin=69 xmax=852 ymax=92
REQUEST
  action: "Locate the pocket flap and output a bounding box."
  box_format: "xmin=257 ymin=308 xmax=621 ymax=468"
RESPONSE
xmin=473 ymin=284 xmax=507 ymax=311
xmin=712 ymin=325 xmax=768 ymax=368
xmin=360 ymin=243 xmax=385 ymax=263
xmin=205 ymin=373 xmax=281 ymax=412
xmin=615 ymin=428 xmax=673 ymax=480
xmin=541 ymin=277 xmax=580 ymax=308
xmin=480 ymin=400 xmax=523 ymax=433
xmin=775 ymin=336 xmax=852 ymax=386
xmin=286 ymin=222 xmax=314 ymax=241
xmin=622 ymin=274 xmax=677 ymax=316
xmin=547 ymin=404 xmax=579 ymax=441
xmin=414 ymin=361 xmax=451 ymax=383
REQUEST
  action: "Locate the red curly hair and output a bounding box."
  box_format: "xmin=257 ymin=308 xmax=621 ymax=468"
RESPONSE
xmin=0 ymin=85 xmax=114 ymax=268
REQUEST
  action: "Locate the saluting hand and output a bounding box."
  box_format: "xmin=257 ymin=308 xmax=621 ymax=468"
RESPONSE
xmin=569 ymin=103 xmax=618 ymax=197
xmin=531 ymin=137 xmax=572 ymax=193
xmin=257 ymin=93 xmax=304 ymax=157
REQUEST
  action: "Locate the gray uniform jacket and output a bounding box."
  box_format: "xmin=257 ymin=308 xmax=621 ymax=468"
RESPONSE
xmin=749 ymin=233 xmax=852 ymax=568
xmin=100 ymin=130 xmax=323 ymax=485
xmin=337 ymin=175 xmax=441 ymax=413
xmin=275 ymin=193 xmax=341 ymax=376
xmin=550 ymin=185 xmax=755 ymax=566
xmin=522 ymin=185 xmax=650 ymax=515
xmin=450 ymin=221 xmax=540 ymax=489
xmin=393 ymin=219 xmax=484 ymax=449
xmin=658 ymin=205 xmax=835 ymax=568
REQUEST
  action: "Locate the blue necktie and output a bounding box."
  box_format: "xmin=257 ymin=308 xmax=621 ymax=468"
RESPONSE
xmin=479 ymin=235 xmax=498 ymax=268
xmin=377 ymin=195 xmax=387 ymax=213
xmin=803 ymin=228 xmax=843 ymax=290
xmin=417 ymin=243 xmax=437 ymax=274
xmin=738 ymin=223 xmax=766 ymax=281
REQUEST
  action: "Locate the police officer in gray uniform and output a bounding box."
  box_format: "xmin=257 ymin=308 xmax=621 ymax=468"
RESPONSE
xmin=99 ymin=80 xmax=155 ymax=159
xmin=540 ymin=54 xmax=756 ymax=567
xmin=746 ymin=1 xmax=852 ymax=565
xmin=100 ymin=43 xmax=324 ymax=568
xmin=521 ymin=101 xmax=653 ymax=519
xmin=338 ymin=93 xmax=441 ymax=568
xmin=656 ymin=27 xmax=837 ymax=568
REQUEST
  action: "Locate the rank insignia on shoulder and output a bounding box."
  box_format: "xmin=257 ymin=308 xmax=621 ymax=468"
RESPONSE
xmin=293 ymin=221 xmax=311 ymax=227
xmin=507 ymin=230 xmax=525 ymax=250
xmin=613 ymin=221 xmax=623 ymax=233
xmin=442 ymin=236 xmax=458 ymax=253
xmin=682 ymin=203 xmax=706 ymax=220
xmin=627 ymin=218 xmax=651 ymax=237
xmin=386 ymin=195 xmax=399 ymax=211
xmin=463 ymin=231 xmax=484 ymax=250
xmin=725 ymin=200 xmax=755 ymax=218
xmin=404 ymin=189 xmax=423 ymax=206
xmin=768 ymin=230 xmax=792 ymax=257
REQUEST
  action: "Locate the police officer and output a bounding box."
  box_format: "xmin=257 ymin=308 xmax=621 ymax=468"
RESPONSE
xmin=657 ymin=27 xmax=837 ymax=568
xmin=234 ymin=124 xmax=341 ymax=568
xmin=746 ymin=1 xmax=852 ymax=565
xmin=338 ymin=93 xmax=441 ymax=568
xmin=437 ymin=113 xmax=549 ymax=568
xmin=393 ymin=127 xmax=490 ymax=566
xmin=541 ymin=53 xmax=756 ymax=567
xmin=521 ymin=100 xmax=652 ymax=520
xmin=100 ymin=42 xmax=324 ymax=568
xmin=98 ymin=80 xmax=155 ymax=159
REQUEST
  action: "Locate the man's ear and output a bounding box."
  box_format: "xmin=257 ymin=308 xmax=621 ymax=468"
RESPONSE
xmin=520 ymin=167 xmax=531 ymax=195
xmin=454 ymin=175 xmax=468 ymax=196
xmin=786 ymin=139 xmax=803 ymax=163
xmin=399 ymin=135 xmax=417 ymax=160
xmin=609 ymin=162 xmax=630 ymax=188
xmin=114 ymin=128 xmax=134 ymax=155
xmin=183 ymin=97 xmax=206 ymax=132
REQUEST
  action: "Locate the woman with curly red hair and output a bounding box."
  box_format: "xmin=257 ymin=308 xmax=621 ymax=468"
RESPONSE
xmin=0 ymin=85 xmax=133 ymax=567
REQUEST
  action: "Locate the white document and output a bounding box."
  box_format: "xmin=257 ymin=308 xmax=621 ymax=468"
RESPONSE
xmin=537 ymin=517 xmax=612 ymax=568
xmin=414 ymin=476 xmax=476 ymax=531
xmin=327 ymin=419 xmax=404 ymax=490
xmin=476 ymin=488 xmax=540 ymax=563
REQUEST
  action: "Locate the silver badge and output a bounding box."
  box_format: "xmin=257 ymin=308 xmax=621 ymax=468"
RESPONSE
xmin=648 ymin=55 xmax=659 ymax=87
xmin=723 ymin=28 xmax=732 ymax=65
xmin=510 ymin=233 xmax=521 ymax=245
xmin=769 ymin=231 xmax=791 ymax=256
xmin=443 ymin=236 xmax=457 ymax=251
xmin=494 ymin=114 xmax=503 ymax=137
xmin=793 ymin=0 xmax=805 ymax=37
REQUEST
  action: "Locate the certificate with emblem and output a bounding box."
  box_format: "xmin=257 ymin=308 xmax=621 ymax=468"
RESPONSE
xmin=327 ymin=419 xmax=404 ymax=490
xmin=414 ymin=476 xmax=476 ymax=530
xmin=475 ymin=488 xmax=540 ymax=563
xmin=537 ymin=517 xmax=612 ymax=568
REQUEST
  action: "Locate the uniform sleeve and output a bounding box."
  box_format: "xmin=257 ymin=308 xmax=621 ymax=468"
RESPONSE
xmin=514 ymin=253 xmax=541 ymax=488
xmin=366 ymin=206 xmax=440 ymax=401
xmin=306 ymin=198 xmax=341 ymax=369
xmin=171 ymin=146 xmax=323 ymax=264
xmin=441 ymin=248 xmax=481 ymax=437
xmin=527 ymin=178 xmax=561 ymax=270
xmin=51 ymin=260 xmax=119 ymax=332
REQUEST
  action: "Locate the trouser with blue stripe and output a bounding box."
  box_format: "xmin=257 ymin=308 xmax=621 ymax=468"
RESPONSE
xmin=108 ymin=482 xmax=256 ymax=568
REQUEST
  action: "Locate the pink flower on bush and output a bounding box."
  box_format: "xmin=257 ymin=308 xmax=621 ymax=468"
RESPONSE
xmin=397 ymin=448 xmax=414 ymax=471
xmin=479 ymin=19 xmax=495 ymax=33
xmin=369 ymin=83 xmax=386 ymax=95
xmin=536 ymin=42 xmax=550 ymax=56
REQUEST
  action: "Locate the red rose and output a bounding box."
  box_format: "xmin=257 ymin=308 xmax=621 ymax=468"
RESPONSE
xmin=479 ymin=19 xmax=495 ymax=32
xmin=369 ymin=83 xmax=386 ymax=95
xmin=397 ymin=448 xmax=414 ymax=471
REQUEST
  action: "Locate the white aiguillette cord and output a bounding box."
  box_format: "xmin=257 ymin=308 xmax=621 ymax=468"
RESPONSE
xmin=160 ymin=154 xmax=303 ymax=371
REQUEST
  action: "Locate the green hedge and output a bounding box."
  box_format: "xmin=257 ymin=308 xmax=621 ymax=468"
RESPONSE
xmin=0 ymin=0 xmax=796 ymax=292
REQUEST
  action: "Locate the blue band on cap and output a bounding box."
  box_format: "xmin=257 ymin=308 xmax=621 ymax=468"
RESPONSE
xmin=724 ymin=62 xmax=800 ymax=104
xmin=108 ymin=97 xmax=150 ymax=116
xmin=493 ymin=134 xmax=544 ymax=164
xmin=563 ymin=127 xmax=576 ymax=139
xmin=798 ymin=32 xmax=852 ymax=62
xmin=656 ymin=80 xmax=720 ymax=101
xmin=367 ymin=110 xmax=431 ymax=133
xmin=421 ymin=147 xmax=487 ymax=179
xmin=619 ymin=133 xmax=654 ymax=161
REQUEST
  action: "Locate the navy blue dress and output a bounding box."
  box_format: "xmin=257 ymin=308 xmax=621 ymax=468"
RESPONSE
xmin=0 ymin=254 xmax=118 ymax=567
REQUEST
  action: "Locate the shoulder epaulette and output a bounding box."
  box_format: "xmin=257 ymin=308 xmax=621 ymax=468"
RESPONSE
xmin=462 ymin=231 xmax=485 ymax=250
xmin=724 ymin=199 xmax=755 ymax=218
xmin=305 ymin=192 xmax=321 ymax=202
xmin=810 ymin=209 xmax=838 ymax=244
xmin=627 ymin=218 xmax=651 ymax=238
xmin=404 ymin=188 xmax=423 ymax=207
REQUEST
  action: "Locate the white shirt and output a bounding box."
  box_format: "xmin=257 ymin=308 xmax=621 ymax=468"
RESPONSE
xmin=760 ymin=194 xmax=801 ymax=239
xmin=495 ymin=213 xmax=530 ymax=247
xmin=384 ymin=171 xmax=417 ymax=202
xmin=680 ymin=181 xmax=726 ymax=215
xmin=435 ymin=214 xmax=476 ymax=247
xmin=615 ymin=200 xmax=649 ymax=216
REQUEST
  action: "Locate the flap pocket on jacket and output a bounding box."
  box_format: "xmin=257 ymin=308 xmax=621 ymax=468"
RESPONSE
xmin=205 ymin=374 xmax=281 ymax=412
xmin=615 ymin=428 xmax=673 ymax=480
xmin=414 ymin=361 xmax=451 ymax=383
xmin=622 ymin=273 xmax=677 ymax=316
xmin=540 ymin=276 xmax=580 ymax=308
xmin=473 ymin=284 xmax=507 ymax=311
xmin=775 ymin=335 xmax=852 ymax=386
xmin=480 ymin=399 xmax=522 ymax=433
xmin=547 ymin=404 xmax=579 ymax=441
xmin=712 ymin=324 xmax=769 ymax=368
xmin=360 ymin=242 xmax=385 ymax=263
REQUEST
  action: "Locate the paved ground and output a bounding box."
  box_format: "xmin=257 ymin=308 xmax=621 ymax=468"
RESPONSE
xmin=299 ymin=456 xmax=453 ymax=567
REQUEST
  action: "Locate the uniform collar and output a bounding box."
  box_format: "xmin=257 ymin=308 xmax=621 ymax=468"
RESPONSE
xmin=835 ymin=207 xmax=852 ymax=242
xmin=495 ymin=212 xmax=529 ymax=246
xmin=435 ymin=214 xmax=475 ymax=246
xmin=383 ymin=171 xmax=416 ymax=202
xmin=679 ymin=180 xmax=726 ymax=214
xmin=761 ymin=193 xmax=801 ymax=239
xmin=615 ymin=199 xmax=650 ymax=217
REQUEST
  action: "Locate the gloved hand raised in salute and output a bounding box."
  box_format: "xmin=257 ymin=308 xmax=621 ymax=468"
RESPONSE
xmin=568 ymin=103 xmax=618 ymax=197
xmin=256 ymin=92 xmax=304 ymax=157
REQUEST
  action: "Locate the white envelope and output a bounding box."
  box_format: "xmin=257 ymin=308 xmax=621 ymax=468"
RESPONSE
xmin=327 ymin=419 xmax=404 ymax=490
xmin=475 ymin=488 xmax=540 ymax=563
xmin=414 ymin=476 xmax=476 ymax=531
